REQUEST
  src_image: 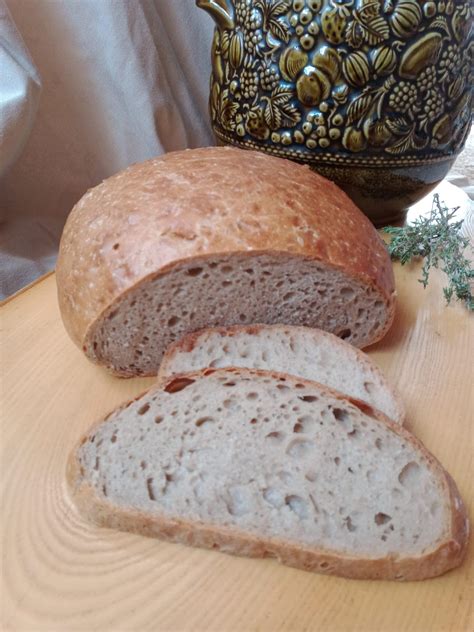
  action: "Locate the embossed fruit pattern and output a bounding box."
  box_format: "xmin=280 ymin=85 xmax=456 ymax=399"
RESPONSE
xmin=202 ymin=0 xmax=472 ymax=160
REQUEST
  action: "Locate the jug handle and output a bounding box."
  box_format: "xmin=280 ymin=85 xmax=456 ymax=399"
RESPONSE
xmin=196 ymin=0 xmax=235 ymax=30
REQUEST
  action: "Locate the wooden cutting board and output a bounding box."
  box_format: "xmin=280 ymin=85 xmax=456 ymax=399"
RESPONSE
xmin=2 ymin=223 xmax=473 ymax=631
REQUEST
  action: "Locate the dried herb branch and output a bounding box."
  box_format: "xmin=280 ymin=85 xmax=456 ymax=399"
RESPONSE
xmin=384 ymin=194 xmax=474 ymax=310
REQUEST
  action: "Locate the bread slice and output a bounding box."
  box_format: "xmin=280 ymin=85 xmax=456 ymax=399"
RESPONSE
xmin=159 ymin=325 xmax=405 ymax=425
xmin=56 ymin=146 xmax=396 ymax=377
xmin=68 ymin=368 xmax=468 ymax=581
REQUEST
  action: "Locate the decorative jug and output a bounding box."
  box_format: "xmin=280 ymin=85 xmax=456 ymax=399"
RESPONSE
xmin=197 ymin=0 xmax=472 ymax=225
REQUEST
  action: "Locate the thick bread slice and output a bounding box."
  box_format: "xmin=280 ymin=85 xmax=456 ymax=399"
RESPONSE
xmin=159 ymin=325 xmax=405 ymax=425
xmin=56 ymin=146 xmax=395 ymax=377
xmin=68 ymin=368 xmax=468 ymax=581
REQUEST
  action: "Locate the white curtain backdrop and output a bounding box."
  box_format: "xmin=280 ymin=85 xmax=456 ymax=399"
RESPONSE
xmin=0 ymin=0 xmax=214 ymax=298
xmin=0 ymin=0 xmax=471 ymax=299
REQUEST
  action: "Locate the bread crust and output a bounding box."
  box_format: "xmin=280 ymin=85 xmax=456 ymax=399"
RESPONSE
xmin=56 ymin=147 xmax=396 ymax=361
xmin=158 ymin=323 xmax=406 ymax=424
xmin=67 ymin=367 xmax=468 ymax=581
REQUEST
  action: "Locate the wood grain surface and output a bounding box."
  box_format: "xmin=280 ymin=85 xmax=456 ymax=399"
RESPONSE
xmin=2 ymin=215 xmax=473 ymax=631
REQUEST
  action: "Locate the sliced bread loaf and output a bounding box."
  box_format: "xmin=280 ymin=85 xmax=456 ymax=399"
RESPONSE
xmin=159 ymin=325 xmax=405 ymax=424
xmin=56 ymin=146 xmax=395 ymax=377
xmin=68 ymin=368 xmax=468 ymax=581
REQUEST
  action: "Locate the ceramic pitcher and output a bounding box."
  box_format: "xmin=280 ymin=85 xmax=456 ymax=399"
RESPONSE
xmin=197 ymin=0 xmax=472 ymax=224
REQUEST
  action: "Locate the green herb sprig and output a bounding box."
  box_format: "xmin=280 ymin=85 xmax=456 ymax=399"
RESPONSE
xmin=384 ymin=194 xmax=474 ymax=310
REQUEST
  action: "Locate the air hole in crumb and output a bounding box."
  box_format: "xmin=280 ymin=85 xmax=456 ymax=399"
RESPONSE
xmin=347 ymin=428 xmax=358 ymax=438
xmin=375 ymin=437 xmax=383 ymax=450
xmin=221 ymin=265 xmax=233 ymax=273
xmin=146 ymin=478 xmax=156 ymax=501
xmin=344 ymin=516 xmax=356 ymax=532
xmin=94 ymin=457 xmax=100 ymax=471
xmin=364 ymin=381 xmax=375 ymax=394
xmin=140 ymin=461 xmax=147 ymax=470
xmin=225 ymin=487 xmax=249 ymax=516
xmin=165 ymin=377 xmax=195 ymax=393
xmin=348 ymin=399 xmax=378 ymax=420
xmin=263 ymin=487 xmax=284 ymax=509
xmin=246 ymin=392 xmax=258 ymax=400
xmin=286 ymin=439 xmax=312 ymax=458
xmin=239 ymin=314 xmax=246 ymax=321
xmin=278 ymin=471 xmax=292 ymax=484
xmin=305 ymin=471 xmax=317 ymax=482
xmin=195 ymin=417 xmax=214 ymax=428
xmin=138 ymin=403 xmax=150 ymax=415
xmin=339 ymin=329 xmax=351 ymax=340
xmin=334 ymin=457 xmax=340 ymax=466
xmin=168 ymin=316 xmax=180 ymax=327
xmin=113 ymin=243 xmax=120 ymax=250
xmin=265 ymin=431 xmax=285 ymax=443
xmin=209 ymin=357 xmax=225 ymax=368
xmin=340 ymin=287 xmax=354 ymax=297
xmin=276 ymin=383 xmax=290 ymax=391
xmin=293 ymin=422 xmax=303 ymax=433
xmin=222 ymin=399 xmax=235 ymax=410
xmin=333 ymin=408 xmax=350 ymax=423
xmin=155 ymin=416 xmax=163 ymax=424
xmin=398 ymin=461 xmax=420 ymax=488
xmin=111 ymin=433 xmax=117 ymax=443
xmin=372 ymin=321 xmax=381 ymax=332
xmin=223 ymin=381 xmax=236 ymax=387
xmin=298 ymin=395 xmax=318 ymax=403
xmin=249 ymin=418 xmax=257 ymax=425
xmin=320 ymin=561 xmax=329 ymax=569
xmin=285 ymin=495 xmax=308 ymax=519
xmin=375 ymin=512 xmax=392 ymax=525
xmin=187 ymin=267 xmax=203 ymax=277
xmin=102 ymin=484 xmax=107 ymax=497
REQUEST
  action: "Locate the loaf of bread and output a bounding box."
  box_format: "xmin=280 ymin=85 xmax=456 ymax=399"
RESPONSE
xmin=57 ymin=147 xmax=396 ymax=377
xmin=159 ymin=324 xmax=405 ymax=424
xmin=68 ymin=368 xmax=468 ymax=581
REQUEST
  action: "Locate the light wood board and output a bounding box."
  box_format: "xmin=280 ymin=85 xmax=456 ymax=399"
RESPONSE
xmin=2 ymin=235 xmax=473 ymax=631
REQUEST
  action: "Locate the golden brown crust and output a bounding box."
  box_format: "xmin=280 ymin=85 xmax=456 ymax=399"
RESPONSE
xmin=158 ymin=323 xmax=406 ymax=424
xmin=67 ymin=367 xmax=468 ymax=581
xmin=56 ymin=147 xmax=395 ymax=353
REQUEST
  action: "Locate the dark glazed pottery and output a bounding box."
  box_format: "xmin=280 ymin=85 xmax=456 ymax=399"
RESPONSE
xmin=197 ymin=0 xmax=472 ymax=225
